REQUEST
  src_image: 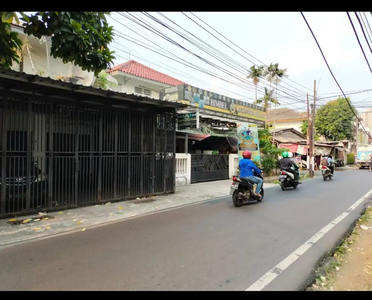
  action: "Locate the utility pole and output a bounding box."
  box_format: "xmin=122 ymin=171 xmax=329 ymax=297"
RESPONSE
xmin=354 ymin=116 xmax=358 ymax=158
xmin=309 ymin=81 xmax=316 ymax=178
xmin=307 ymin=93 xmax=310 ymax=174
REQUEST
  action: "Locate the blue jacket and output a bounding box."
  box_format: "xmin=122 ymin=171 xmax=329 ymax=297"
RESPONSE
xmin=239 ymin=158 xmax=261 ymax=178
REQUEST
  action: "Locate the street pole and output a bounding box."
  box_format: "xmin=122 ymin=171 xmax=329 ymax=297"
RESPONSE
xmin=312 ymin=83 xmax=316 ymax=175
xmin=355 ymin=116 xmax=358 ymax=163
xmin=307 ymin=93 xmax=310 ymax=174
xmin=309 ymin=80 xmax=316 ymax=178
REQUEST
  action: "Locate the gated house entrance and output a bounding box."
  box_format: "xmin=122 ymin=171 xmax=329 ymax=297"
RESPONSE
xmin=0 ymin=70 xmax=186 ymax=218
xmin=190 ymin=154 xmax=229 ymax=183
xmin=189 ymin=136 xmax=235 ymax=183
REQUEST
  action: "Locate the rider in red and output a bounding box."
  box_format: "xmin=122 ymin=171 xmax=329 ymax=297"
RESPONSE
xmin=239 ymin=150 xmax=263 ymax=197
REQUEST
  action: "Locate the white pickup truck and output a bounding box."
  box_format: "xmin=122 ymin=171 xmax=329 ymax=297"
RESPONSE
xmin=356 ymin=147 xmax=372 ymax=169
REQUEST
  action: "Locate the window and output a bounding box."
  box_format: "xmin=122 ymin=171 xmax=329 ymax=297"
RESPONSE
xmin=144 ymin=89 xmax=151 ymax=96
xmin=134 ymin=87 xmax=142 ymax=94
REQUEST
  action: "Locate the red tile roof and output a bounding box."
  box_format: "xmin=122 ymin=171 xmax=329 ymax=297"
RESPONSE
xmin=108 ymin=60 xmax=185 ymax=86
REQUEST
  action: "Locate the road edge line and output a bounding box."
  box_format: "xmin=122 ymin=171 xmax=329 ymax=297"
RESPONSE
xmin=245 ymin=187 xmax=372 ymax=291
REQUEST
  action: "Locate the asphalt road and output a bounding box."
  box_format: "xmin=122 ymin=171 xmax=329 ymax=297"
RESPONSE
xmin=0 ymin=170 xmax=371 ymax=291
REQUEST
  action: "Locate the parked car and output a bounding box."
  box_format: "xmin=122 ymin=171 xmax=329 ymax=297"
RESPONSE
xmin=0 ymin=159 xmax=48 ymax=210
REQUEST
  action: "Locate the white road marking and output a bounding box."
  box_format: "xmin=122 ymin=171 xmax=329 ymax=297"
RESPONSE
xmin=245 ymin=188 xmax=372 ymax=291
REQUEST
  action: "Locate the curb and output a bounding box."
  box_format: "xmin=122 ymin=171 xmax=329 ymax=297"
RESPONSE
xmin=0 ymin=195 xmax=231 ymax=249
xmin=298 ymin=198 xmax=372 ymax=291
xmin=0 ymin=182 xmax=282 ymax=249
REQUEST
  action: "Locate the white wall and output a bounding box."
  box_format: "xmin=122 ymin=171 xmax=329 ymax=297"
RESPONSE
xmin=175 ymin=153 xmax=191 ymax=186
xmin=11 ymin=29 xmax=95 ymax=86
xmin=229 ymin=154 xmax=239 ymax=178
xmin=112 ymin=74 xmax=172 ymax=99
xmin=272 ymin=120 xmax=304 ymax=132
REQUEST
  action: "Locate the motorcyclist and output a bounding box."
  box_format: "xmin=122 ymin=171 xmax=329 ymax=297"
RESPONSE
xmin=279 ymin=151 xmax=302 ymax=184
xmin=323 ymin=155 xmax=335 ymax=175
xmin=239 ymin=150 xmax=263 ymax=197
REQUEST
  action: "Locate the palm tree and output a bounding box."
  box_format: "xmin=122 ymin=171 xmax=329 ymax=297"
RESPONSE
xmin=254 ymin=87 xmax=279 ymax=128
xmin=264 ymin=63 xmax=287 ymax=134
xmin=247 ymin=65 xmax=264 ymax=102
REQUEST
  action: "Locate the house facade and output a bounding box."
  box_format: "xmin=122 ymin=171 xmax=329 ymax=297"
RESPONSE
xmin=107 ymin=60 xmax=185 ymax=99
xmin=0 ymin=69 xmax=186 ymax=218
xmin=267 ymin=108 xmax=307 ymax=133
xmin=9 ymin=23 xmax=115 ymax=87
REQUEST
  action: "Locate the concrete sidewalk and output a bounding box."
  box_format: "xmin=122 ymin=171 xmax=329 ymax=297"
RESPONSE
xmin=0 ymin=179 xmax=278 ymax=248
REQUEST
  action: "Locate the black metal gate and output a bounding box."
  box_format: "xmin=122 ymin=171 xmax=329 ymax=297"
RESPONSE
xmin=190 ymin=154 xmax=229 ymax=183
xmin=0 ymin=93 xmax=176 ymax=218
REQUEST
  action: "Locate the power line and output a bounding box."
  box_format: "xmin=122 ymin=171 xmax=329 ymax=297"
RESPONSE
xmin=136 ymin=12 xmax=309 ymax=106
xmin=347 ymin=12 xmax=372 ymax=74
xmin=185 ymin=11 xmax=314 ymax=95
xmin=300 ymin=12 xmax=368 ymax=135
xmin=114 ymin=12 xmax=308 ymax=107
xmin=355 ymin=12 xmax=372 ymax=54
xmin=362 ymin=12 xmax=372 ymax=44
xmin=359 ymin=12 xmax=372 ymax=51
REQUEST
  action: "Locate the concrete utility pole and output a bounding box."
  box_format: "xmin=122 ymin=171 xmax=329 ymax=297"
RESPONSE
xmin=309 ymin=81 xmax=316 ymax=178
xmin=307 ymin=93 xmax=310 ymax=174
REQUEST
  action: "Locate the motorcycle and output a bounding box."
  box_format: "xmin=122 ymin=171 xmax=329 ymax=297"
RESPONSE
xmin=335 ymin=159 xmax=344 ymax=167
xmin=230 ymin=170 xmax=264 ymax=207
xmin=278 ymin=168 xmax=299 ymax=190
xmin=321 ymin=164 xmax=333 ymax=181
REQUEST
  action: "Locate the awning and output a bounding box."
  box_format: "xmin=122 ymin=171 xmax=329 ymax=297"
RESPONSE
xmin=297 ymin=145 xmax=308 ymax=155
xmin=187 ymin=133 xmax=210 ymax=141
xmin=278 ymin=143 xmax=298 ymax=153
xmin=314 ymin=146 xmax=332 ymax=156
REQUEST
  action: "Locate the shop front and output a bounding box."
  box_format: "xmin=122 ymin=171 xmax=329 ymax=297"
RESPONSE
xmin=160 ymin=84 xmax=265 ymax=183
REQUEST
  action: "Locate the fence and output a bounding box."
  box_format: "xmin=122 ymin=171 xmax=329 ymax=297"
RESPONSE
xmin=0 ymin=93 xmax=176 ymax=218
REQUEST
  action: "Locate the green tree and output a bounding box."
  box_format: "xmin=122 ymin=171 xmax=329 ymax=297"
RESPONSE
xmin=300 ymin=120 xmax=308 ymax=136
xmin=315 ymin=97 xmax=356 ymax=141
xmin=93 ymin=70 xmax=117 ymax=90
xmin=264 ymin=63 xmax=287 ymax=131
xmin=258 ymin=128 xmax=288 ymax=175
xmin=300 ymin=120 xmax=320 ymax=141
xmin=0 ymin=11 xmax=115 ymax=76
xmin=247 ymin=65 xmax=264 ymax=102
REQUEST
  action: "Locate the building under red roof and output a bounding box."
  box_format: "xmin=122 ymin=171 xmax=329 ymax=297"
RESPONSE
xmin=108 ymin=60 xmax=185 ymax=86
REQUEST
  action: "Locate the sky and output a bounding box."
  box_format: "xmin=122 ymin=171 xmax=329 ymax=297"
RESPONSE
xmin=105 ymin=12 xmax=372 ymax=114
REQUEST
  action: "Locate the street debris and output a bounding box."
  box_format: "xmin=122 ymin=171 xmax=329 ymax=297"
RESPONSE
xmin=57 ymin=212 xmax=64 ymax=215
xmin=360 ymin=225 xmax=371 ymax=230
xmin=7 ymin=215 xmax=54 ymax=226
xmin=77 ymin=221 xmax=83 ymax=224
xmin=81 ymin=228 xmax=86 ymax=232
xmin=33 ymin=227 xmax=42 ymax=231
xmin=38 ymin=212 xmax=47 ymax=216
xmin=45 ymin=226 xmax=51 ymax=230
xmin=73 ymin=219 xmax=77 ymax=222
xmin=118 ymin=206 xmax=123 ymax=210
xmin=105 ymin=202 xmax=111 ymax=206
